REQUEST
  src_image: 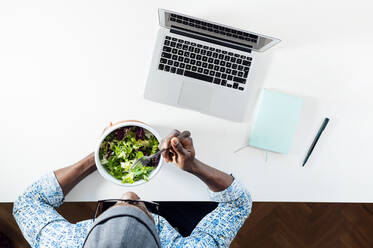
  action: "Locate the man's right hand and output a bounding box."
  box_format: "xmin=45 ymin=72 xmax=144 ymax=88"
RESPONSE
xmin=161 ymin=129 xmax=233 ymax=192
xmin=159 ymin=130 xmax=196 ymax=173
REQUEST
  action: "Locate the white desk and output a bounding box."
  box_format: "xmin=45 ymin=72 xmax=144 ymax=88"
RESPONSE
xmin=1 ymin=0 xmax=372 ymax=202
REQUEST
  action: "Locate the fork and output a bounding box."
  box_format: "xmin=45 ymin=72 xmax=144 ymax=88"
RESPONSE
xmin=130 ymin=148 xmax=167 ymax=170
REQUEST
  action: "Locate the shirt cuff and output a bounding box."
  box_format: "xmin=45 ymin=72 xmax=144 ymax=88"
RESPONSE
xmin=207 ymin=176 xmax=246 ymax=203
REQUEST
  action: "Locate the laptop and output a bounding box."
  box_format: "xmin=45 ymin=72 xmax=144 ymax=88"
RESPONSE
xmin=145 ymin=9 xmax=280 ymax=122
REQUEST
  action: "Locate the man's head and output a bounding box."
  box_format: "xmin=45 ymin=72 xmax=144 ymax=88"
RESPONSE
xmin=83 ymin=192 xmax=161 ymax=248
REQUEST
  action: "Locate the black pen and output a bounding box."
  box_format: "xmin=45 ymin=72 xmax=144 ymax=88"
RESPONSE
xmin=302 ymin=118 xmax=329 ymax=167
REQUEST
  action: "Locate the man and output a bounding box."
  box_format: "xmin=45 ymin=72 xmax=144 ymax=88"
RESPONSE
xmin=13 ymin=130 xmax=252 ymax=247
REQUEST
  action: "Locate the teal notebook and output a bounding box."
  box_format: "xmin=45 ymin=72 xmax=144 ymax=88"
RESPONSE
xmin=249 ymin=89 xmax=303 ymax=154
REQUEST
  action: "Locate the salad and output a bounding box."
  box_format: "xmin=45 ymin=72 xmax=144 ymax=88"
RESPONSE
xmin=99 ymin=126 xmax=160 ymax=184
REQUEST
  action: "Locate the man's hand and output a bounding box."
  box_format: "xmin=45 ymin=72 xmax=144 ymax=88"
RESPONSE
xmin=160 ymin=129 xmax=233 ymax=192
xmin=159 ymin=130 xmax=195 ymax=172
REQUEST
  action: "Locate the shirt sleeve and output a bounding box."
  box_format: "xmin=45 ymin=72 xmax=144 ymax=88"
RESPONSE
xmin=155 ymin=177 xmax=252 ymax=248
xmin=13 ymin=172 xmax=93 ymax=248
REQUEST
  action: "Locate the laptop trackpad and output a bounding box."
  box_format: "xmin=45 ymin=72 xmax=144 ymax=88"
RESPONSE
xmin=178 ymin=80 xmax=213 ymax=111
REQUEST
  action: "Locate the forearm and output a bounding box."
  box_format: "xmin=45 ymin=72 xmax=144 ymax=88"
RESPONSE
xmin=190 ymin=158 xmax=233 ymax=192
xmin=54 ymin=153 xmax=96 ymax=196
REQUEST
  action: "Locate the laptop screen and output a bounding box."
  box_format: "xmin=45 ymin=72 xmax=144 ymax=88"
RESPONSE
xmin=159 ymin=9 xmax=280 ymax=52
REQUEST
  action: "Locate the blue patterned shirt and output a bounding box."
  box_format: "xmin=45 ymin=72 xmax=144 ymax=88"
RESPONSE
xmin=13 ymin=172 xmax=252 ymax=248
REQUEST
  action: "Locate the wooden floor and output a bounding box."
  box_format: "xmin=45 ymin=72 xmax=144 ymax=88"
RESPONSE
xmin=1 ymin=202 xmax=373 ymax=248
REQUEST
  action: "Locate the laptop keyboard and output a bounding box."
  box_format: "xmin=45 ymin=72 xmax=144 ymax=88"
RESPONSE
xmin=158 ymin=36 xmax=252 ymax=91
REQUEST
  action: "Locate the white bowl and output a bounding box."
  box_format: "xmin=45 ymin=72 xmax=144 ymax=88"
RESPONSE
xmin=95 ymin=121 xmax=163 ymax=186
